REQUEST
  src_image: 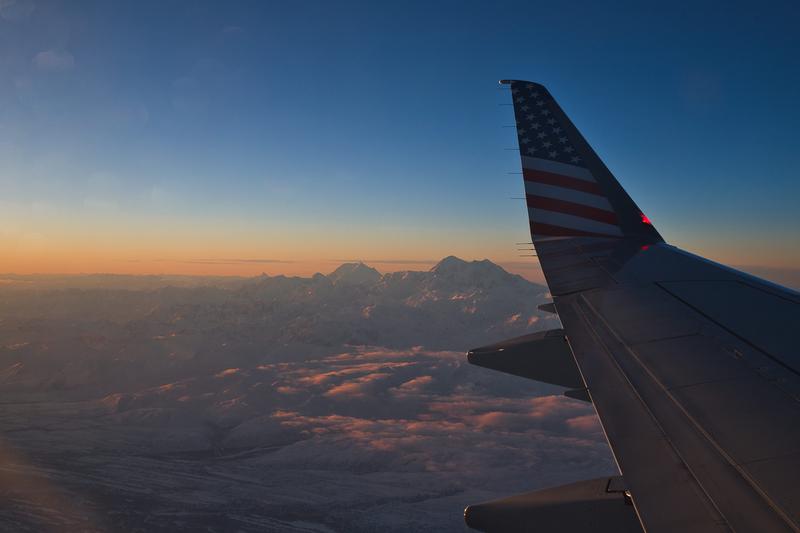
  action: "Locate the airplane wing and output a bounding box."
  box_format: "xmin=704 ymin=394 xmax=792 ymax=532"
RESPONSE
xmin=464 ymin=80 xmax=800 ymax=532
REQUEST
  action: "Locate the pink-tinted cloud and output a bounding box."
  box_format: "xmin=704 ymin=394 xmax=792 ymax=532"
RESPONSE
xmin=392 ymin=375 xmax=434 ymax=393
xmin=325 ymin=372 xmax=392 ymax=397
xmin=566 ymin=414 xmax=603 ymax=434
xmin=296 ymin=361 xmax=416 ymax=386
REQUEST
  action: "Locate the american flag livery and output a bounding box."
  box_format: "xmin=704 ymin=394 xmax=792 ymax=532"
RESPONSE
xmin=502 ymin=80 xmax=660 ymax=243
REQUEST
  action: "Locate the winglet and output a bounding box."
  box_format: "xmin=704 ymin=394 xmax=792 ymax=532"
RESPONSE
xmin=503 ymin=80 xmax=663 ymax=244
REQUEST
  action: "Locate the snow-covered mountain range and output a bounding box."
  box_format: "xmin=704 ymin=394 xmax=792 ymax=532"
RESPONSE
xmin=0 ymin=257 xmax=552 ymax=394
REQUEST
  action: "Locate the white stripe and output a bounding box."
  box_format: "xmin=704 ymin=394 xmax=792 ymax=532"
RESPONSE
xmin=525 ymin=182 xmax=613 ymax=211
xmin=521 ymin=156 xmax=595 ymax=182
xmin=528 ymin=208 xmax=623 ymax=236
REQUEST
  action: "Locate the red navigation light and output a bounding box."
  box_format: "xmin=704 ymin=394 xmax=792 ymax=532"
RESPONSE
xmin=640 ymin=213 xmax=652 ymax=225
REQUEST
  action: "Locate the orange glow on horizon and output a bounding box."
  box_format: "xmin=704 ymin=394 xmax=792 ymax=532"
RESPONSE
xmin=0 ymin=214 xmax=795 ymax=287
xmin=0 ymin=253 xmax=547 ymax=283
xmin=0 ymin=214 xmax=548 ymax=281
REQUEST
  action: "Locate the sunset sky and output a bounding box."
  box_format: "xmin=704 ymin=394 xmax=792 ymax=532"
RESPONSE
xmin=0 ymin=0 xmax=798 ymax=283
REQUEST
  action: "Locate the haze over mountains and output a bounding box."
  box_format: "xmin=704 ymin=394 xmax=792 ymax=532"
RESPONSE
xmin=0 ymin=257 xmax=614 ymax=532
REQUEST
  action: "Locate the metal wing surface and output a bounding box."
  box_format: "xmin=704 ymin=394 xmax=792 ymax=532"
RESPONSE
xmin=465 ymin=80 xmax=800 ymax=533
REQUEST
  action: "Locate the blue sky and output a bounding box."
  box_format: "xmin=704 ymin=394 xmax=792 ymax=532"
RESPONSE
xmin=0 ymin=0 xmax=798 ymax=281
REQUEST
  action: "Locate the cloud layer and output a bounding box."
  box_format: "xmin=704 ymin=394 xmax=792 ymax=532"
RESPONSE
xmin=0 ymin=267 xmax=613 ymax=531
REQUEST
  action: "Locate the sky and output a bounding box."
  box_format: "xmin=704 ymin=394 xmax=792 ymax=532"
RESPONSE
xmin=0 ymin=0 xmax=798 ymax=283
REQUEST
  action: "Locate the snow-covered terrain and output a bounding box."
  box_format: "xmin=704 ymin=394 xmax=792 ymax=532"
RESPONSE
xmin=0 ymin=258 xmax=615 ymax=532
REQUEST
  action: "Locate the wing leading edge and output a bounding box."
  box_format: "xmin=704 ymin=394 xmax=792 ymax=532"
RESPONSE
xmin=465 ymin=80 xmax=800 ymax=532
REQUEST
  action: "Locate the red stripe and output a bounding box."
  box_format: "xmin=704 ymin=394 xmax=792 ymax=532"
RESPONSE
xmin=523 ymin=168 xmax=603 ymax=195
xmin=527 ymin=195 xmax=619 ymax=225
xmin=530 ymin=222 xmax=622 ymax=238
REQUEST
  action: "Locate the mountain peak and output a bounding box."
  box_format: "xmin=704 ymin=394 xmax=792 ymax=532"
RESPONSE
xmin=432 ymin=256 xmax=506 ymax=274
xmin=429 ymin=257 xmax=517 ymax=287
xmin=328 ymin=262 xmax=381 ymax=286
xmin=431 ymin=256 xmax=468 ymax=273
